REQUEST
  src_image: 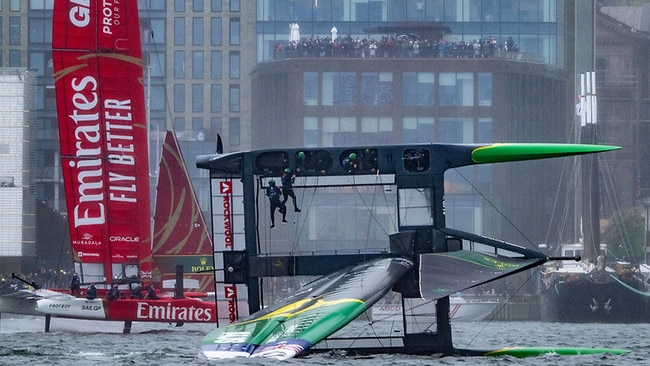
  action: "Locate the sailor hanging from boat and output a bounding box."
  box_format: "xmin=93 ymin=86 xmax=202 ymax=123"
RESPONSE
xmin=266 ymin=179 xmax=287 ymax=228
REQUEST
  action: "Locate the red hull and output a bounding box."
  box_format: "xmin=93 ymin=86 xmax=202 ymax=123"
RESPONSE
xmin=37 ymin=296 xmax=217 ymax=323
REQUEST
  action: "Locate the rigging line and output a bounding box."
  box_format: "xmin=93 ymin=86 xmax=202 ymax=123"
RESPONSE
xmin=289 ymin=176 xmax=318 ymax=254
xmin=350 ymin=174 xmax=380 ymax=251
xmin=349 ymin=172 xmax=393 ymax=239
xmin=600 ymin=158 xmax=638 ymax=262
xmin=57 ymin=215 xmax=70 ymax=273
xmin=461 ymin=269 xmax=538 ymax=350
xmin=454 ymin=169 xmax=535 ymax=248
xmin=544 ymin=148 xmax=578 ymax=250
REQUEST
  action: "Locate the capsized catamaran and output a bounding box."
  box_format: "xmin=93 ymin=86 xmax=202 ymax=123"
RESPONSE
xmin=28 ymin=0 xmax=216 ymax=329
xmin=197 ymin=142 xmax=627 ymax=359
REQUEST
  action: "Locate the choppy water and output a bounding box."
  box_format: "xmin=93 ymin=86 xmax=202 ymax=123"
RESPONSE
xmin=0 ymin=315 xmax=647 ymax=365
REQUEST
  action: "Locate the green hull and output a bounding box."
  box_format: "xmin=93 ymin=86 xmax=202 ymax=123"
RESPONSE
xmin=201 ymin=257 xmax=414 ymax=360
xmin=471 ymin=143 xmax=619 ymax=164
xmin=484 ymin=346 xmax=631 ymax=358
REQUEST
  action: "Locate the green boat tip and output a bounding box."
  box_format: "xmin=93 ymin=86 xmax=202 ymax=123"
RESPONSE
xmin=471 ymin=143 xmax=621 ymax=164
xmin=484 ymin=346 xmax=631 ymax=358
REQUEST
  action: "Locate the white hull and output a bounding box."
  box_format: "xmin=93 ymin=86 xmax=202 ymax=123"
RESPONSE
xmin=37 ymin=295 xmax=107 ymax=319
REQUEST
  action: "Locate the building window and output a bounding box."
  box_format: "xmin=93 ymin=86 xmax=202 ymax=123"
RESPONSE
xmin=478 ymin=73 xmax=492 ymax=106
xmin=193 ymin=51 xmax=204 ymax=79
xmin=28 ymin=17 xmax=50 ymax=43
xmin=211 ymin=84 xmax=222 ymax=112
xmin=174 ymin=84 xmax=185 ymax=112
xmin=361 ymin=72 xmax=393 ymax=106
xmin=303 ymin=72 xmax=318 ymax=106
xmin=151 ymin=85 xmax=165 ymax=111
xmin=211 ymin=0 xmax=222 ymax=12
xmin=403 ymin=72 xmax=434 ymax=106
xmin=10 ymin=0 xmax=20 ymax=11
xmin=303 ymin=117 xmax=318 ymax=146
xmin=361 ymin=117 xmax=393 ymax=144
xmin=149 ymin=51 xmax=165 ymax=77
xmin=230 ymin=0 xmax=240 ymax=12
xmin=229 ymin=85 xmax=240 ymax=112
xmin=193 ymin=18 xmax=204 ymax=45
xmin=9 ymin=17 xmax=20 ymax=45
xmin=28 ymin=51 xmax=45 ymax=76
xmin=30 ymin=1 xmax=55 ymax=10
xmin=192 ymin=84 xmax=203 ymax=112
xmin=192 ymin=117 xmax=203 ymax=137
xmin=439 ymin=73 xmax=473 ymax=106
xmin=211 ymin=17 xmax=222 ymax=45
xmin=229 ymin=118 xmax=240 ymax=146
xmin=322 ymin=117 xmax=357 ymax=146
xmin=9 ymin=50 xmax=20 ymax=66
xmin=174 ymin=117 xmax=185 ymax=132
xmin=229 ymin=52 xmax=240 ymax=79
xmin=229 ymin=18 xmax=240 ymax=45
xmin=477 ymin=118 xmax=492 ymax=143
xmin=211 ymin=51 xmax=222 ymax=79
xmin=174 ymin=18 xmax=185 ymax=45
xmin=174 ymin=51 xmax=185 ymax=79
xmin=211 ymin=117 xmax=222 ymax=135
xmin=322 ymin=72 xmax=356 ymax=106
xmin=403 ymin=117 xmax=434 ymax=143
xmin=150 ymin=19 xmax=166 ymax=43
xmin=174 ymin=0 xmax=185 ymax=12
xmin=439 ymin=117 xmax=473 ymax=143
xmin=193 ymin=1 xmax=204 ymax=12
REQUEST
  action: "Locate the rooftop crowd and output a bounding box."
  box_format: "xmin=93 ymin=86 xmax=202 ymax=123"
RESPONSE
xmin=274 ymin=34 xmax=522 ymax=60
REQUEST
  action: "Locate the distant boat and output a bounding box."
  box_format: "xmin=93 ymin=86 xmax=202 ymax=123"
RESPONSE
xmin=2 ymin=130 xmax=218 ymax=328
xmin=540 ymin=242 xmax=650 ymax=323
xmin=1 ymin=1 xmax=216 ymax=330
xmin=539 ymin=72 xmax=650 ymax=323
xmin=35 ymin=131 xmax=217 ymax=326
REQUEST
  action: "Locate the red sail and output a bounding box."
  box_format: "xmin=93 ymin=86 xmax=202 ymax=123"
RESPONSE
xmin=152 ymin=131 xmax=215 ymax=293
xmin=52 ymin=1 xmax=151 ymax=283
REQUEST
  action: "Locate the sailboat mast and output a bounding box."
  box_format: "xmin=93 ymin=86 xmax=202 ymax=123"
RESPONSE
xmin=580 ymin=71 xmax=600 ymax=262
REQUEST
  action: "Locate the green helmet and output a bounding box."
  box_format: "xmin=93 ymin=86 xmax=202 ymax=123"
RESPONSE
xmin=349 ymin=153 xmax=357 ymax=160
xmin=269 ymin=179 xmax=275 ymax=185
xmin=297 ymin=151 xmax=306 ymax=159
xmin=284 ymin=168 xmax=291 ymax=174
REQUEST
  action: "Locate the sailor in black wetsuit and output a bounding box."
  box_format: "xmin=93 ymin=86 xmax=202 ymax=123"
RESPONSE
xmin=107 ymin=283 xmax=120 ymax=300
xmin=266 ymin=179 xmax=287 ymax=228
xmin=70 ymin=273 xmax=81 ymax=296
xmin=130 ymin=282 xmax=145 ymax=299
xmin=86 ymin=283 xmax=97 ymax=300
xmin=281 ymin=168 xmax=300 ymax=212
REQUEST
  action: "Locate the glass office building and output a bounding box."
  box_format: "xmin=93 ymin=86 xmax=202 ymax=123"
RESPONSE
xmin=250 ymin=0 xmax=572 ymax=245
xmin=256 ymin=0 xmax=562 ymax=65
